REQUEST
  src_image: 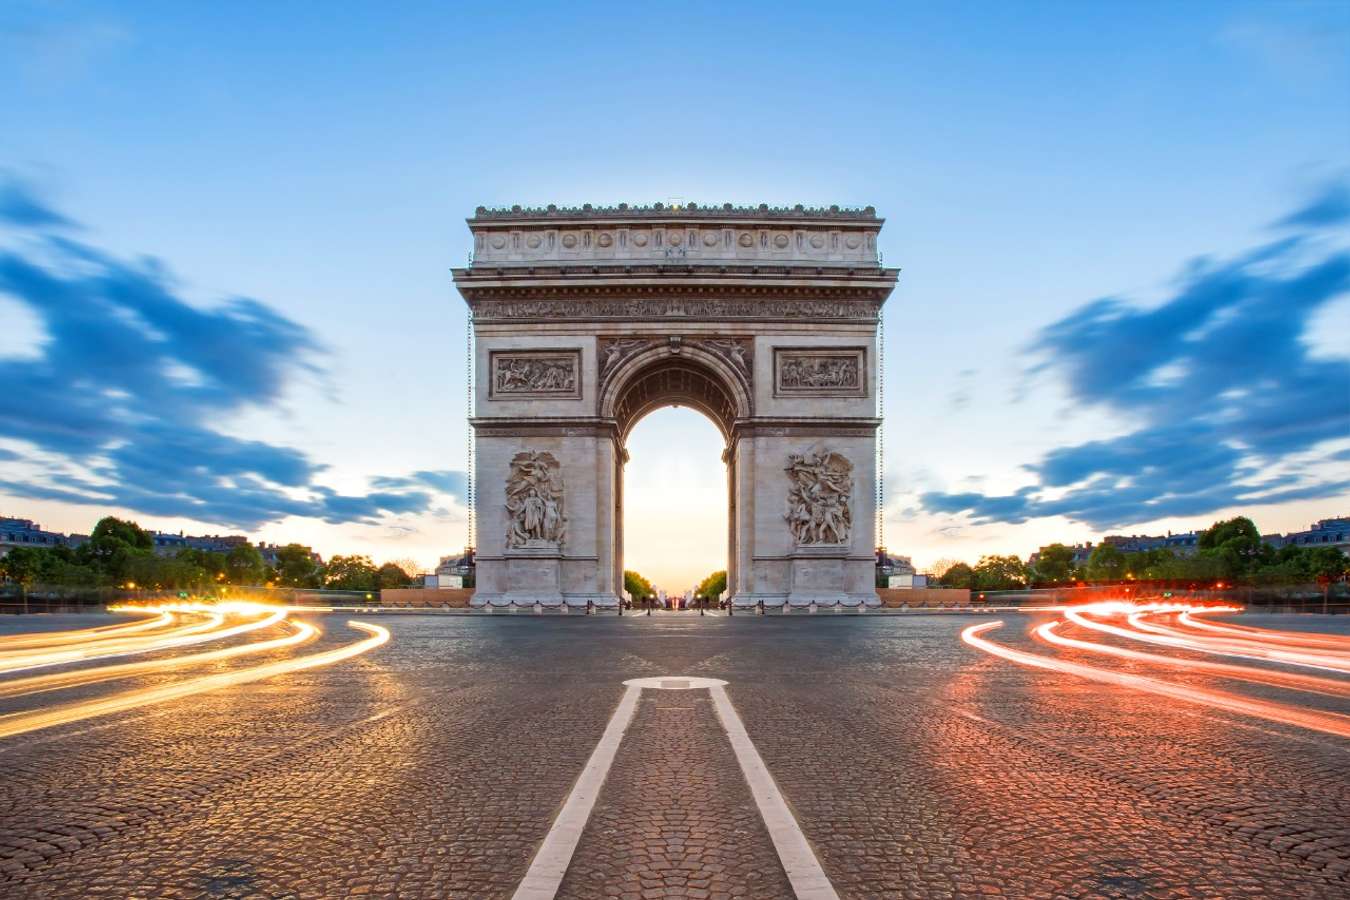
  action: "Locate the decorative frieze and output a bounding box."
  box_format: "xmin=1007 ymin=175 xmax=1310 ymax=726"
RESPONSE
xmin=785 ymin=449 xmax=854 ymax=546
xmin=774 ymin=347 xmax=866 ymax=397
xmin=474 ymin=298 xmax=880 ymax=323
xmin=489 ymin=350 xmax=581 ymax=399
xmin=506 ymin=451 xmax=565 ymax=548
xmin=467 ymin=206 xmax=881 ymax=267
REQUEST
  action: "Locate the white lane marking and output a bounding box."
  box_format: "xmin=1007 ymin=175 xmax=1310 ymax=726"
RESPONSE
xmin=710 ymin=683 xmax=840 ymax=900
xmin=516 ymin=674 xmax=837 ymax=900
xmin=512 ymin=684 xmax=642 ymax=900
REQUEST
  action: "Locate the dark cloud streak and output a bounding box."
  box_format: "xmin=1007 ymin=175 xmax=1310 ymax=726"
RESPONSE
xmin=0 ymin=175 xmax=464 ymax=531
xmin=922 ymin=180 xmax=1350 ymax=530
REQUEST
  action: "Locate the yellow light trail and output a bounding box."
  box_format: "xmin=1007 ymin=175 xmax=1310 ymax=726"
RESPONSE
xmin=0 ymin=611 xmax=226 ymax=673
xmin=0 ymin=611 xmax=173 ymax=649
xmin=962 ymin=620 xmax=1350 ymax=740
xmin=0 ymin=610 xmax=309 ymax=699
xmin=0 ymin=604 xmax=301 ymax=675
xmin=0 ymin=620 xmax=388 ymax=740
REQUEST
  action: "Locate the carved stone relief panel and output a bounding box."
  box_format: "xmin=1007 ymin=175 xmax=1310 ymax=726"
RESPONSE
xmin=785 ymin=449 xmax=853 ymax=546
xmin=774 ymin=347 xmax=866 ymax=397
xmin=489 ymin=349 xmax=581 ymax=399
xmin=598 ymin=337 xmax=655 ymax=379
xmin=692 ymin=337 xmax=752 ymax=384
xmin=506 ymin=451 xmax=565 ymax=549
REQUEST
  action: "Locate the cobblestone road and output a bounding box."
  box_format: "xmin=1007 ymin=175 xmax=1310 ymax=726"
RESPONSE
xmin=0 ymin=611 xmax=1346 ymax=898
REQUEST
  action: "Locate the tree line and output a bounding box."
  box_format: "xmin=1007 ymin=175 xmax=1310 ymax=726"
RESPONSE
xmin=933 ymin=517 xmax=1348 ymax=591
xmin=0 ymin=516 xmax=418 ymax=593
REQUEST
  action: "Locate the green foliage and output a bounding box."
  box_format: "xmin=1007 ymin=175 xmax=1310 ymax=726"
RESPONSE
xmin=1086 ymin=543 xmax=1127 ymax=582
xmin=225 ymin=543 xmax=269 ymax=585
xmin=89 ymin=516 xmax=153 ymax=551
xmin=971 ymin=555 xmax=1028 ymax=591
xmin=323 ymin=554 xmax=378 ymax=591
xmin=82 ymin=515 xmax=155 ymax=582
xmin=1031 ymin=543 xmax=1077 ymax=584
xmin=623 ymin=569 xmax=654 ymax=599
xmin=378 ymin=561 xmax=414 ymax=589
xmin=274 ymin=544 xmax=323 ymax=588
xmin=937 ymin=562 xmax=973 ymax=589
xmin=695 ymin=570 xmax=727 ymax=598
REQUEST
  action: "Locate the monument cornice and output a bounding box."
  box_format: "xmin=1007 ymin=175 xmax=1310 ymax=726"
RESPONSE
xmin=470 ymin=202 xmax=881 ymax=224
xmin=454 ymin=264 xmax=897 ymax=286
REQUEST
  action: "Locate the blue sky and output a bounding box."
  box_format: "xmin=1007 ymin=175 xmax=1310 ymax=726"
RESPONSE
xmin=1 ymin=1 xmax=1347 ymax=590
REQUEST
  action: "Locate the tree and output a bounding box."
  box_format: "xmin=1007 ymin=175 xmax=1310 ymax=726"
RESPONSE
xmin=938 ymin=562 xmax=974 ymax=589
xmin=89 ymin=516 xmax=153 ymax=551
xmin=225 ymin=544 xmax=269 ymax=585
xmin=1198 ymin=516 xmax=1266 ymax=577
xmin=972 ymin=555 xmax=1028 ymax=591
xmin=389 ymin=558 xmax=424 ymax=581
xmin=0 ymin=547 xmax=45 ymax=586
xmin=82 ymin=516 xmax=154 ymax=583
xmin=695 ymin=570 xmax=727 ymax=599
xmin=1031 ymin=544 xmax=1076 ymax=584
xmin=1085 ymin=543 xmax=1127 ymax=582
xmin=324 ymin=555 xmax=379 ymax=591
xmin=274 ymin=544 xmax=323 ymax=588
xmin=623 ymin=570 xmax=654 ymax=600
xmin=378 ymin=561 xmax=415 ymax=589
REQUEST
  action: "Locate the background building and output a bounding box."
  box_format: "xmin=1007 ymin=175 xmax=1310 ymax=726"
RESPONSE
xmin=0 ymin=517 xmax=68 ymax=557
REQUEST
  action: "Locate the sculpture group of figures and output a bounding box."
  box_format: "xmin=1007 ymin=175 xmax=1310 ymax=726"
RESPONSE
xmin=785 ymin=449 xmax=853 ymax=545
xmin=494 ymin=357 xmax=577 ymax=394
xmin=506 ymin=451 xmax=566 ymax=547
xmin=779 ymin=355 xmax=859 ymax=389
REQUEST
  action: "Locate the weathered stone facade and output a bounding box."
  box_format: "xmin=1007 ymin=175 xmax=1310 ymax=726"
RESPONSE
xmin=454 ymin=204 xmax=898 ymax=608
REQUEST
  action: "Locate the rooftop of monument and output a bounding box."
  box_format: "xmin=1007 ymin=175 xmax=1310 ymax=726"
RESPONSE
xmin=469 ymin=202 xmax=881 ymax=223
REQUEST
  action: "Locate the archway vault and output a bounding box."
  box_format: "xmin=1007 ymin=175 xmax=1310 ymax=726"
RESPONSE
xmin=455 ymin=202 xmax=897 ymax=610
xmin=600 ymin=341 xmax=752 ymax=445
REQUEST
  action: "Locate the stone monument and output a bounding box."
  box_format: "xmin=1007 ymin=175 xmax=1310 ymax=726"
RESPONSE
xmin=453 ymin=203 xmax=898 ymax=609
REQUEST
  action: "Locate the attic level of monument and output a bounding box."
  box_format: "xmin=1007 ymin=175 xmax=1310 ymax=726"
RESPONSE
xmin=465 ymin=202 xmax=886 ymax=269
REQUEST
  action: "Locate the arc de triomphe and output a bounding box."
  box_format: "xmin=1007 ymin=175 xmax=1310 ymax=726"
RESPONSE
xmin=453 ymin=204 xmax=898 ymax=610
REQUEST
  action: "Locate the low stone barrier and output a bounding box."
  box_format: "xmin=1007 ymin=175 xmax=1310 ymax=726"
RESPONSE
xmin=379 ymin=588 xmax=475 ymax=608
xmin=876 ymin=588 xmax=972 ymax=608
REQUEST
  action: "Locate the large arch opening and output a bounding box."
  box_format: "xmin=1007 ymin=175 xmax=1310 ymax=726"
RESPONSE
xmin=604 ymin=347 xmax=748 ymax=608
xmin=621 ymin=406 xmax=728 ymax=600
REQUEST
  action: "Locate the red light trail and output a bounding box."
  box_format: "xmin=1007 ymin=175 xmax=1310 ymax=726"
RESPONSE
xmin=963 ymin=603 xmax=1350 ymax=740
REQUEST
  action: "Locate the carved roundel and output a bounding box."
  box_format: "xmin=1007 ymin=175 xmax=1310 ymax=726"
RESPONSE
xmin=738 ymin=232 xmax=753 ymax=247
xmin=668 ymin=230 xmax=683 ymax=246
xmin=810 ymin=234 xmax=825 ymax=249
xmin=561 ymin=233 xmax=578 ymax=248
xmin=491 ymin=235 xmax=507 ymax=249
xmin=846 ymin=234 xmax=861 ymax=249
xmin=633 ymin=232 xmax=649 ymax=247
xmin=703 ymin=231 xmax=718 ymax=247
xmin=597 ymin=232 xmax=613 ymax=248
xmin=526 ymin=234 xmax=542 ymax=249
xmin=773 ymin=234 xmax=790 ymax=248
